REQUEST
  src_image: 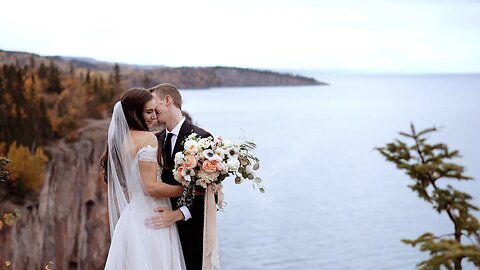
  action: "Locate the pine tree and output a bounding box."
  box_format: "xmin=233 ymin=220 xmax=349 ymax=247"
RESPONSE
xmin=93 ymin=77 xmax=99 ymax=93
xmin=376 ymin=124 xmax=480 ymax=269
xmin=38 ymin=62 xmax=47 ymax=79
xmin=29 ymin=55 xmax=35 ymax=70
xmin=37 ymin=98 xmax=52 ymax=143
xmin=99 ymin=76 xmax=112 ymax=102
xmin=46 ymin=60 xmax=62 ymax=93
xmin=142 ymin=73 xmax=151 ymax=88
xmin=85 ymin=69 xmax=91 ymax=84
xmin=112 ymin=63 xmax=121 ymax=94
xmin=113 ymin=63 xmax=121 ymax=85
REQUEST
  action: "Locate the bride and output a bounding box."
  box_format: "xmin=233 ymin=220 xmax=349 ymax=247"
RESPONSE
xmin=100 ymin=88 xmax=186 ymax=270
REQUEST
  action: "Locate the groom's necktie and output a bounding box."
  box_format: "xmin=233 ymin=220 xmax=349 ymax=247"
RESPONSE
xmin=163 ymin=133 xmax=174 ymax=165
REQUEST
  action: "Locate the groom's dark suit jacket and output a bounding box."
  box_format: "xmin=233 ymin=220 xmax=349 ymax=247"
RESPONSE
xmin=156 ymin=120 xmax=211 ymax=270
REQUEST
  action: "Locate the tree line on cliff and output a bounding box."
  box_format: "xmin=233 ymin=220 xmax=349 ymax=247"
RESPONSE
xmin=0 ymin=57 xmax=121 ymax=201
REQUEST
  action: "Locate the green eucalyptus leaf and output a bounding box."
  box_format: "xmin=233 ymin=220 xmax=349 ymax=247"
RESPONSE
xmin=14 ymin=209 xmax=21 ymax=219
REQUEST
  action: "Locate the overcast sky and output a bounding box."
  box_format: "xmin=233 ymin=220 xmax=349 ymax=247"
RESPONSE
xmin=1 ymin=0 xmax=479 ymax=73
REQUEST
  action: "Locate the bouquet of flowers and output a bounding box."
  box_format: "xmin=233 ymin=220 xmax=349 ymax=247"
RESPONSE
xmin=173 ymin=133 xmax=264 ymax=208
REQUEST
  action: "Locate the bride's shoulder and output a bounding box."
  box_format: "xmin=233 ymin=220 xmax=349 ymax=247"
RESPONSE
xmin=139 ymin=132 xmax=158 ymax=148
xmin=136 ymin=133 xmax=158 ymax=160
xmin=132 ymin=131 xmax=158 ymax=150
xmin=143 ymin=132 xmax=158 ymax=142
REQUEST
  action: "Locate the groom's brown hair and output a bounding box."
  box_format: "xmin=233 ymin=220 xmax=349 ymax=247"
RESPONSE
xmin=148 ymin=83 xmax=182 ymax=110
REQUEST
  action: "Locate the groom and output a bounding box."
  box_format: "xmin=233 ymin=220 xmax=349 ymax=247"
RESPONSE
xmin=148 ymin=83 xmax=211 ymax=270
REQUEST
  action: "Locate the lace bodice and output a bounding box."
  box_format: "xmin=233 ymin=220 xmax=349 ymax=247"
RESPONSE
xmin=136 ymin=145 xmax=163 ymax=182
xmin=130 ymin=145 xmax=168 ymax=207
xmin=135 ymin=145 xmax=163 ymax=182
xmin=136 ymin=145 xmax=158 ymax=162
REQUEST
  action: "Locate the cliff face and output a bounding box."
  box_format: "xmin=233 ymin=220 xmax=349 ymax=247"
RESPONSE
xmin=1 ymin=119 xmax=110 ymax=270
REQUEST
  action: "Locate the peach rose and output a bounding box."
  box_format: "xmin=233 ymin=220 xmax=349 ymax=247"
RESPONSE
xmin=186 ymin=145 xmax=199 ymax=155
xmin=184 ymin=155 xmax=198 ymax=169
xmin=202 ymin=160 xmax=218 ymax=173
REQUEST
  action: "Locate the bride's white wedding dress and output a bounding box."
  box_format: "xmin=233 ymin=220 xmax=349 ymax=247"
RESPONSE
xmin=104 ymin=145 xmax=186 ymax=270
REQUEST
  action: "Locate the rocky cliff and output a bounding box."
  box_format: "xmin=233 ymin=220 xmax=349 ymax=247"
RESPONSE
xmin=1 ymin=119 xmax=110 ymax=270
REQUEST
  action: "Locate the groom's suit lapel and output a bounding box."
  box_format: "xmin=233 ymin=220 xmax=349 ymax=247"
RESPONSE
xmin=172 ymin=120 xmax=193 ymax=156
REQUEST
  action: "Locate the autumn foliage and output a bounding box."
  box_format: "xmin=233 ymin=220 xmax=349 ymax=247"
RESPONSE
xmin=0 ymin=57 xmax=122 ymax=201
xmin=6 ymin=142 xmax=48 ymax=192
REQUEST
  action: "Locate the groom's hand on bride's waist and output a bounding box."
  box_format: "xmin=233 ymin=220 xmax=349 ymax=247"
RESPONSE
xmin=144 ymin=207 xmax=185 ymax=229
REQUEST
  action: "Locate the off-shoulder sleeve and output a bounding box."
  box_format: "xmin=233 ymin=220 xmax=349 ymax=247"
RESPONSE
xmin=137 ymin=145 xmax=158 ymax=162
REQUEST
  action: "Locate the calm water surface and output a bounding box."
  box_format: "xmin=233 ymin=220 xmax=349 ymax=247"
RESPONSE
xmin=181 ymin=74 xmax=480 ymax=270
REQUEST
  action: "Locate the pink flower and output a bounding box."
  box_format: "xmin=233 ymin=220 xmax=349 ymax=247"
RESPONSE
xmin=186 ymin=145 xmax=199 ymax=155
xmin=184 ymin=155 xmax=198 ymax=169
xmin=202 ymin=160 xmax=218 ymax=173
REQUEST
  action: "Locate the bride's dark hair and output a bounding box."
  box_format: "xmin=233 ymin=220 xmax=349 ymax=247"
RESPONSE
xmin=120 ymin=88 xmax=152 ymax=131
xmin=99 ymin=88 xmax=157 ymax=183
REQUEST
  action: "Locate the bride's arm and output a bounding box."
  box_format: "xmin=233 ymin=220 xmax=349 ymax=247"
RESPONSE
xmin=139 ymin=134 xmax=183 ymax=198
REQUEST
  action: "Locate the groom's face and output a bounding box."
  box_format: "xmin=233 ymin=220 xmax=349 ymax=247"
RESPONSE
xmin=152 ymin=93 xmax=167 ymax=125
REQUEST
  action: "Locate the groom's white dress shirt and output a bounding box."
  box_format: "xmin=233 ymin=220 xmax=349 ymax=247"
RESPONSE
xmin=165 ymin=117 xmax=192 ymax=221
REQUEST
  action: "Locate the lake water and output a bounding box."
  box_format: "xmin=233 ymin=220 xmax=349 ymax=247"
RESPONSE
xmin=181 ymin=74 xmax=480 ymax=270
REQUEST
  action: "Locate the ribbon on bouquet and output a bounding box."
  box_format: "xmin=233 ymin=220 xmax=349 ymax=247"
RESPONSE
xmin=202 ymin=184 xmax=223 ymax=270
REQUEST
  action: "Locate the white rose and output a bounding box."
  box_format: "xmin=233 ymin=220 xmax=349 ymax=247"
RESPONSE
xmin=197 ymin=171 xmax=208 ymax=180
xmin=197 ymin=171 xmax=219 ymax=186
xmin=196 ymin=178 xmax=207 ymax=188
xmin=209 ymin=171 xmax=220 ymax=182
xmin=227 ymin=158 xmax=240 ymax=171
xmin=174 ymin=152 xmax=184 ymax=165
xmin=184 ymin=140 xmax=199 ymax=154
xmin=216 ymin=161 xmax=229 ymax=174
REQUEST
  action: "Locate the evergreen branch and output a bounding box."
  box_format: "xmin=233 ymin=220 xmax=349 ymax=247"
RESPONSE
xmin=410 ymin=124 xmax=461 ymax=244
xmin=378 ymin=124 xmax=480 ymax=270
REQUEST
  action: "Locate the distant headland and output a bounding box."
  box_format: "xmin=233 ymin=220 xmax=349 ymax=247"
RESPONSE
xmin=0 ymin=49 xmax=326 ymax=89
